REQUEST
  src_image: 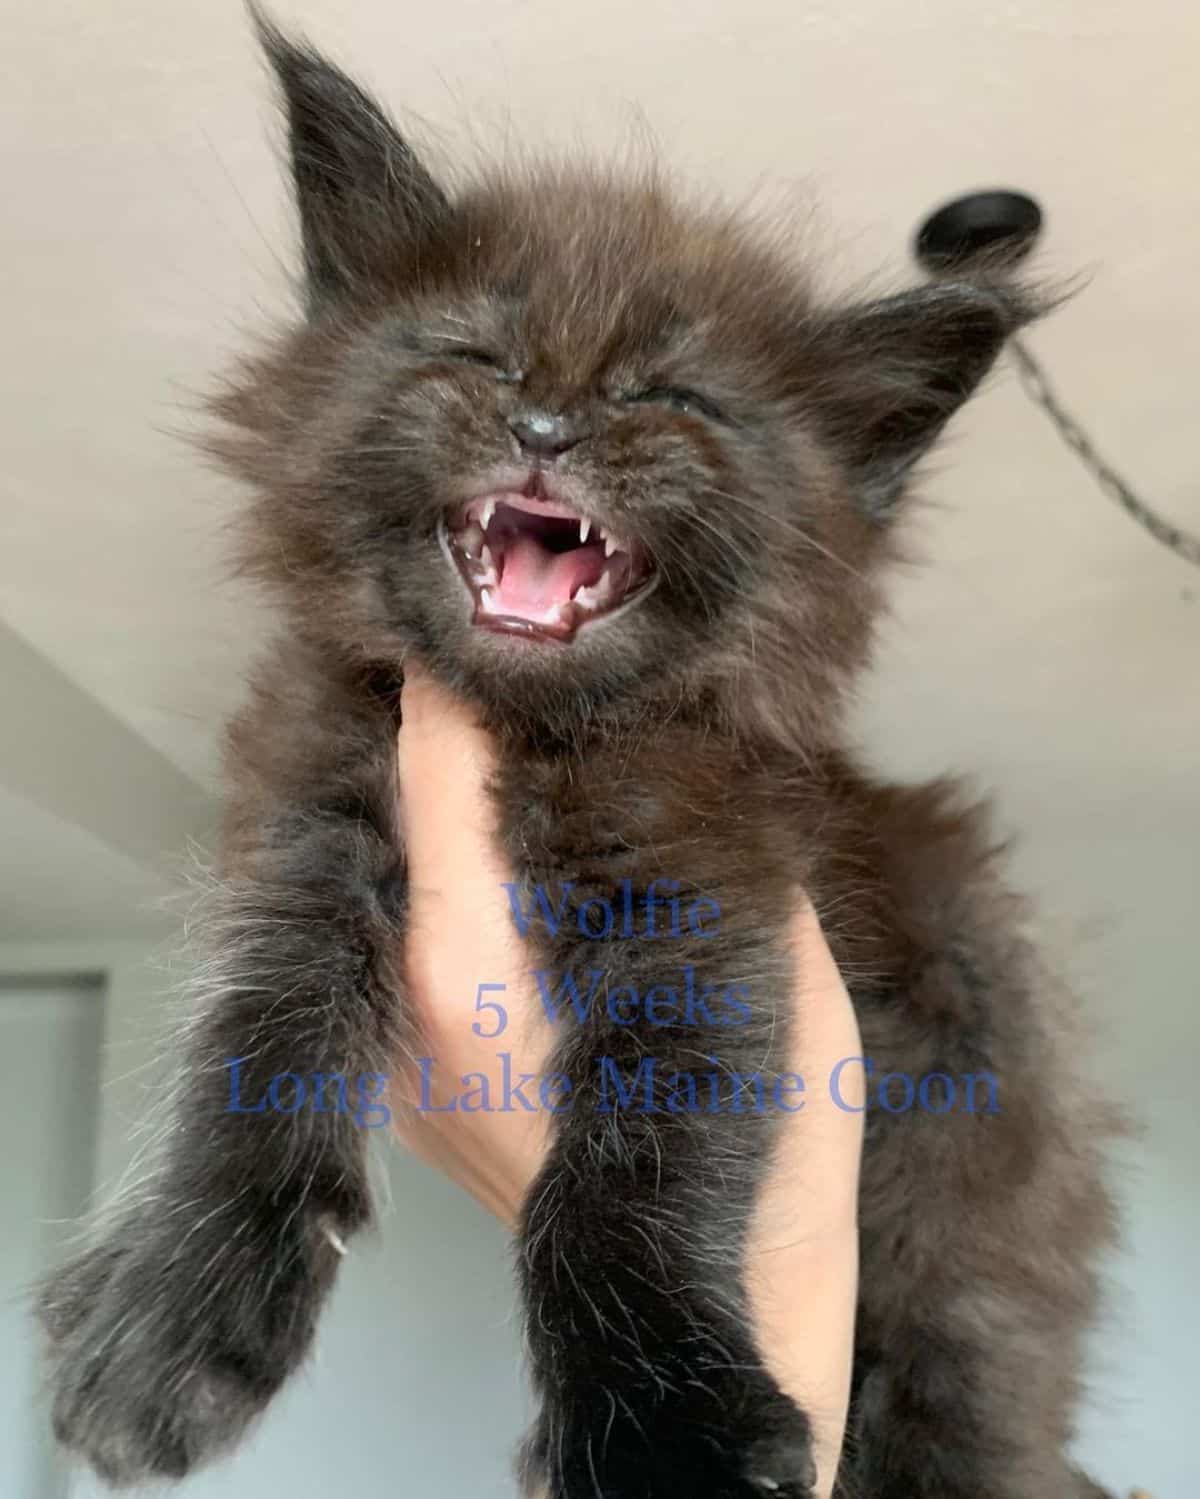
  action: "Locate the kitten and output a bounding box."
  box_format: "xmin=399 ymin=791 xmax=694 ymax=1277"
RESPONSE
xmin=38 ymin=14 xmax=1120 ymax=1498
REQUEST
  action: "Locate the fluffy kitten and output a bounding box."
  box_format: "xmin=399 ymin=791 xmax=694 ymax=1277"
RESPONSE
xmin=38 ymin=16 xmax=1119 ymax=1497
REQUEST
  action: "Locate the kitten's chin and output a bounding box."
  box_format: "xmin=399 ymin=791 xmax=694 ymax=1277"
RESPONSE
xmin=439 ymin=486 xmax=658 ymax=646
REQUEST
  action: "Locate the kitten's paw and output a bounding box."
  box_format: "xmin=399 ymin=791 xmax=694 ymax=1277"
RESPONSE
xmin=37 ymin=1200 xmax=345 ymax=1484
xmin=522 ymin=1373 xmax=816 ymax=1499
xmin=743 ymin=1429 xmax=819 ymax=1497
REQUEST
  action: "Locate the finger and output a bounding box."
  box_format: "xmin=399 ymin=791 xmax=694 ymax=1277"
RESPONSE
xmin=398 ymin=665 xmax=516 ymax=951
xmin=785 ymin=901 xmax=865 ymax=1109
xmin=767 ymin=900 xmax=864 ymax=1227
xmin=394 ymin=668 xmax=554 ymax=1210
xmin=398 ymin=663 xmax=504 ymax=878
xmin=396 ymin=664 xmax=548 ymax=1067
xmin=748 ymin=900 xmax=863 ymax=1497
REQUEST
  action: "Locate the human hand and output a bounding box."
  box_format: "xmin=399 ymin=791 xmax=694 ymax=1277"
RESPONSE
xmin=393 ymin=663 xmax=863 ymax=1497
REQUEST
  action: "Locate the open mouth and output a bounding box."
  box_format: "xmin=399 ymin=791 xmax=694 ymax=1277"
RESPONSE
xmin=440 ymin=489 xmax=658 ymax=643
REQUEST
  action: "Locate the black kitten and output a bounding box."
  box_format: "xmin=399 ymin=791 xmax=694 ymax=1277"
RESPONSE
xmin=38 ymin=15 xmax=1120 ymax=1497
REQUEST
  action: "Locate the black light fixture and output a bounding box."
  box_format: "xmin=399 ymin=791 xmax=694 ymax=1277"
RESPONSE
xmin=914 ymin=189 xmax=1043 ymax=274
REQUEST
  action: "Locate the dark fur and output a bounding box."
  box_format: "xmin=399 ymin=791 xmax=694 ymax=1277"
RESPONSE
xmin=38 ymin=17 xmax=1119 ymax=1496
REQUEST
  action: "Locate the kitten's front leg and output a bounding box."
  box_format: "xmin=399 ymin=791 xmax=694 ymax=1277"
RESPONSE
xmin=37 ymin=803 xmax=405 ymax=1485
xmin=516 ymin=928 xmax=818 ymax=1499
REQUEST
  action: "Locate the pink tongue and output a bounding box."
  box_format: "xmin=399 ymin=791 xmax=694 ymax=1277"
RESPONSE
xmin=496 ymin=536 xmax=604 ymax=614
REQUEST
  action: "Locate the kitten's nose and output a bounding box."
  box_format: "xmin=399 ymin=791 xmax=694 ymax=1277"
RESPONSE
xmin=508 ymin=411 xmax=585 ymax=458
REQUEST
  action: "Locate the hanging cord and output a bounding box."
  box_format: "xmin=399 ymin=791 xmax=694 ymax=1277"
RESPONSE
xmin=1009 ymin=335 xmax=1200 ymax=567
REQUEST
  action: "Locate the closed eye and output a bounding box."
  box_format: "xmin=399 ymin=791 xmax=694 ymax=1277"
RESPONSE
xmin=441 ymin=345 xmax=501 ymax=368
xmin=622 ymin=386 xmax=729 ymax=423
xmin=435 ymin=345 xmax=523 ymax=383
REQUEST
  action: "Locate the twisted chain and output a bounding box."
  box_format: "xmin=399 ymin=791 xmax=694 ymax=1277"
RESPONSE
xmin=1009 ymin=335 xmax=1200 ymax=568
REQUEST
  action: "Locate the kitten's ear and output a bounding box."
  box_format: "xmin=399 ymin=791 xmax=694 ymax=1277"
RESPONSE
xmin=811 ymin=281 xmax=1036 ymax=513
xmin=251 ymin=6 xmax=450 ymax=307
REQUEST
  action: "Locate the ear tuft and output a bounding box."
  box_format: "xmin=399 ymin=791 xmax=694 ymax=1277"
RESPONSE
xmin=249 ymin=3 xmax=449 ymax=307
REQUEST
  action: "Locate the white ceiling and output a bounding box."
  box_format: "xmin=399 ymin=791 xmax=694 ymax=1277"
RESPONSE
xmin=0 ymin=0 xmax=1196 ymax=940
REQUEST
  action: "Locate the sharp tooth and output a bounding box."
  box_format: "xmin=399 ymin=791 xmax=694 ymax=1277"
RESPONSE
xmin=481 ymin=588 xmax=496 ymax=612
xmin=575 ymin=570 xmax=615 ymax=611
xmin=460 ymin=522 xmax=484 ymax=558
xmin=604 ymin=535 xmax=619 ymax=558
xmin=481 ymin=497 xmax=496 ymax=530
xmin=579 ymin=516 xmax=591 ymax=543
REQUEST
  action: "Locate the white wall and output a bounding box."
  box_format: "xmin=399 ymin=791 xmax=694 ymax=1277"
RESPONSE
xmin=1028 ymin=824 xmax=1199 ymax=1499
